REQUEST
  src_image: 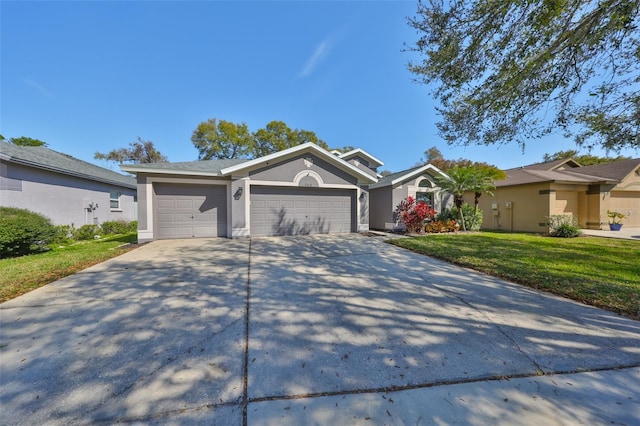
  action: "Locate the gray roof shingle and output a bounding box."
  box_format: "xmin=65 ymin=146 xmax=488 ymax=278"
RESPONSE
xmin=1 ymin=141 xmax=136 ymax=189
xmin=123 ymin=158 xmax=248 ymax=174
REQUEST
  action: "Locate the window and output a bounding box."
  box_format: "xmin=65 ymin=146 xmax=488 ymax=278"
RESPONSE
xmin=110 ymin=190 xmax=121 ymax=210
xmin=416 ymin=192 xmax=433 ymax=207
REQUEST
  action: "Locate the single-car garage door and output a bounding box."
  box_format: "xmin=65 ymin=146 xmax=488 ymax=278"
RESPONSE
xmin=154 ymin=183 xmax=227 ymax=239
xmin=250 ymin=186 xmax=354 ymax=237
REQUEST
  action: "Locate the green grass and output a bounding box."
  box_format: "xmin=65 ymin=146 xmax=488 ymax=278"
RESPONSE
xmin=390 ymin=232 xmax=640 ymax=319
xmin=0 ymin=233 xmax=139 ymax=302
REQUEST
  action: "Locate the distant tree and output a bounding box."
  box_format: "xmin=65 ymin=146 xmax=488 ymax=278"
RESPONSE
xmin=191 ymin=118 xmax=253 ymax=160
xmin=252 ymin=120 xmax=329 ymax=158
xmin=379 ymin=169 xmax=393 ymax=177
xmin=407 ymin=0 xmax=640 ymax=152
xmin=8 ymin=136 xmax=48 ymax=147
xmin=542 ymin=150 xmax=631 ymax=166
xmin=191 ymin=118 xmax=330 ymax=160
xmin=95 ymin=137 xmax=168 ymax=164
xmin=419 ymin=146 xmax=505 ymax=177
xmin=0 ymin=134 xmax=5 ymax=142
xmin=331 ymin=145 xmax=357 ymax=153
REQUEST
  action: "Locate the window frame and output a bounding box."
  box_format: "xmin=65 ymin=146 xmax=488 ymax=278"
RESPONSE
xmin=110 ymin=190 xmax=121 ymax=211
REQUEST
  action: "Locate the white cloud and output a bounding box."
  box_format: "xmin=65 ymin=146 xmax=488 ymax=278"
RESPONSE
xmin=298 ymin=40 xmax=330 ymax=78
xmin=24 ymin=78 xmax=54 ymax=98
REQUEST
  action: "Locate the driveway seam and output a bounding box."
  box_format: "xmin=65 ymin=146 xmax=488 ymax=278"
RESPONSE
xmin=429 ymin=281 xmax=546 ymax=374
xmin=247 ymin=364 xmax=640 ymax=404
xmin=242 ymin=239 xmax=252 ymax=426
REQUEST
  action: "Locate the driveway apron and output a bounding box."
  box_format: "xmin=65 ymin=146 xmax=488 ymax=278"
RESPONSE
xmin=1 ymin=234 xmax=639 ymax=425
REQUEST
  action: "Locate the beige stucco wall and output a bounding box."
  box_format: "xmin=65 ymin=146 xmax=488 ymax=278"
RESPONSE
xmin=473 ymin=183 xmax=552 ymax=233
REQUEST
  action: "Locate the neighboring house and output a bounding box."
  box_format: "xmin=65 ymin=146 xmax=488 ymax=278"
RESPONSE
xmin=121 ymin=143 xmax=378 ymax=241
xmin=369 ymin=164 xmax=452 ymax=231
xmin=471 ymin=158 xmax=640 ymax=232
xmin=0 ymin=141 xmax=137 ymax=226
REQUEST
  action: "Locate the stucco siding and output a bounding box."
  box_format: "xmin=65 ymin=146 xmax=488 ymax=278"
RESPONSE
xmin=369 ymin=187 xmax=392 ymax=230
xmin=475 ymin=183 xmax=551 ymax=232
xmin=249 ymin=154 xmax=357 ymax=185
xmin=1 ymin=162 xmax=136 ymax=226
xmin=607 ymin=191 xmax=640 ymax=227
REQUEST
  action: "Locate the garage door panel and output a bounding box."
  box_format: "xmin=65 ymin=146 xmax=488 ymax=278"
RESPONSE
xmin=154 ymin=183 xmax=227 ymax=239
xmin=250 ymin=186 xmax=354 ymax=237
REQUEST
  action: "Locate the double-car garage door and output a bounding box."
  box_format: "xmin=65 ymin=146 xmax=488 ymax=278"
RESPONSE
xmin=250 ymin=187 xmax=355 ymax=237
xmin=153 ymin=183 xmax=355 ymax=239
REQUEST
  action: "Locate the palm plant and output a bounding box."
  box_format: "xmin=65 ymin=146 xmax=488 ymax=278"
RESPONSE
xmin=436 ymin=165 xmax=506 ymax=231
xmin=435 ymin=166 xmax=476 ymax=231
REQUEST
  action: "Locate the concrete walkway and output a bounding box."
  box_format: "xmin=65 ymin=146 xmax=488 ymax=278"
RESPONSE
xmin=582 ymin=226 xmax=640 ymax=240
xmin=1 ymin=235 xmax=639 ymax=425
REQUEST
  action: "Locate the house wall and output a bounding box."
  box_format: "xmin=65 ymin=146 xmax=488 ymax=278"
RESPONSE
xmin=248 ymin=154 xmax=357 ymax=186
xmin=369 ymin=186 xmax=392 ymax=230
xmin=604 ymin=167 xmax=640 ymax=227
xmin=606 ymin=191 xmax=640 ymax=227
xmin=1 ymin=161 xmax=136 ymax=226
xmin=475 ymin=183 xmax=552 ymax=233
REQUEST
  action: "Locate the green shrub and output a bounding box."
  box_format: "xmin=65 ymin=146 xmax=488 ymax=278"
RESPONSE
xmin=101 ymin=220 xmax=136 ymax=235
xmin=73 ymin=224 xmax=101 ymax=240
xmin=547 ymin=215 xmax=582 ymax=238
xmin=50 ymin=224 xmax=74 ymax=246
xmin=0 ymin=207 xmax=56 ymax=257
xmin=437 ymin=204 xmax=483 ymax=231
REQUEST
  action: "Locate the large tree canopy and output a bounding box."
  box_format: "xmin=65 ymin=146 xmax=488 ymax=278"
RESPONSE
xmin=95 ymin=137 xmax=168 ymax=164
xmin=407 ymin=0 xmax=640 ymax=151
xmin=191 ymin=118 xmax=254 ymax=160
xmin=192 ymin=118 xmax=329 ymax=160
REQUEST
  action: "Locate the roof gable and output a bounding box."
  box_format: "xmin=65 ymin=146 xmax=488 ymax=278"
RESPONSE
xmin=1 ymin=141 xmax=136 ymax=189
xmin=370 ymin=163 xmax=448 ymax=189
xmin=338 ymin=148 xmax=384 ymax=167
xmin=220 ymin=142 xmax=377 ymax=184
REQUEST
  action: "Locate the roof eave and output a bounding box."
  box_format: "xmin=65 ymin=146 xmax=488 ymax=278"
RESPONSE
xmin=120 ymin=165 xmax=223 ymax=177
xmin=389 ymin=164 xmax=449 ymax=187
xmin=338 ymin=148 xmax=384 ymax=167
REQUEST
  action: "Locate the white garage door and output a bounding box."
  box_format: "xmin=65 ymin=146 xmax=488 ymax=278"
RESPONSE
xmin=250 ymin=186 xmax=354 ymax=237
xmin=154 ymin=183 xmax=227 ymax=239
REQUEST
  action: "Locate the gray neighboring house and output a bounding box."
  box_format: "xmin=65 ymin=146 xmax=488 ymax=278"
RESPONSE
xmin=0 ymin=141 xmax=137 ymax=226
xmin=369 ymin=164 xmax=452 ymax=231
xmin=121 ymin=142 xmax=378 ymax=241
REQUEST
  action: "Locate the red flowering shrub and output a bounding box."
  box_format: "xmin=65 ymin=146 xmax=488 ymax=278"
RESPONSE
xmin=394 ymin=196 xmax=436 ymax=233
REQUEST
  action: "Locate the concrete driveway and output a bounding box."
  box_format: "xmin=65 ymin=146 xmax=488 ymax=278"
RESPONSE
xmin=1 ymin=234 xmax=639 ymax=425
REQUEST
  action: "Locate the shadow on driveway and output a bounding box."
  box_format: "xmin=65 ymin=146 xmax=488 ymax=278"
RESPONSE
xmin=1 ymin=234 xmax=638 ymax=424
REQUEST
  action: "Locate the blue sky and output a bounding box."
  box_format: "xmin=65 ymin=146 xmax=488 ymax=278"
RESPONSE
xmin=2 ymin=1 xmax=637 ymax=173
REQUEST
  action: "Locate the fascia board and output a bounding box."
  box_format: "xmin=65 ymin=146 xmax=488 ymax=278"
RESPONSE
xmin=390 ymin=164 xmax=449 ymax=187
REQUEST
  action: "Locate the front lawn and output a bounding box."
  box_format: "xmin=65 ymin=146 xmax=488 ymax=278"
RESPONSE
xmin=0 ymin=233 xmax=139 ymax=302
xmin=390 ymin=232 xmax=640 ymax=319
